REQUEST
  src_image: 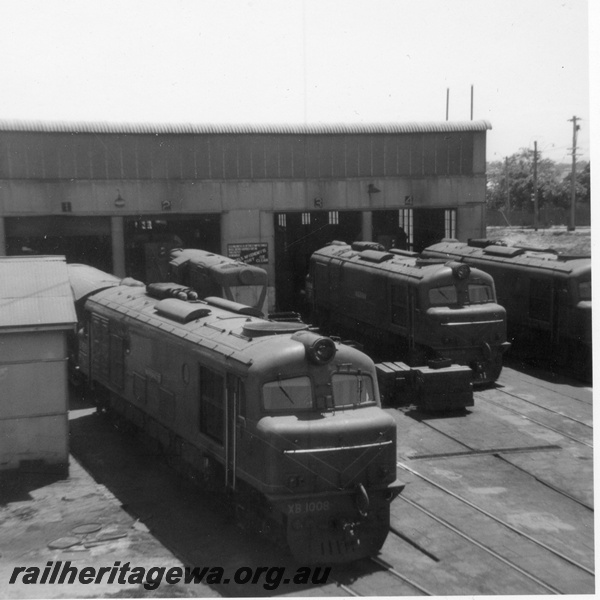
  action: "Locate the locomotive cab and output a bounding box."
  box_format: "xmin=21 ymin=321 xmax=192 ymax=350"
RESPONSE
xmin=239 ymin=332 xmax=403 ymax=562
xmin=308 ymin=242 xmax=510 ymax=385
xmin=70 ymin=269 xmax=404 ymax=564
xmin=418 ymin=262 xmax=510 ymax=381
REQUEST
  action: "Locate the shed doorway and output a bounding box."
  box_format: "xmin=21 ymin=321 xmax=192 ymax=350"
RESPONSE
xmin=273 ymin=210 xmax=361 ymax=314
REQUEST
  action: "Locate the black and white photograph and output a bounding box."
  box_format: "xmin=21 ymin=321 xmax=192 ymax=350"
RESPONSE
xmin=0 ymin=0 xmax=594 ymax=596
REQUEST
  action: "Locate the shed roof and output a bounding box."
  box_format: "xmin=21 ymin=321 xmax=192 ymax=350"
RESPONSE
xmin=0 ymin=256 xmax=77 ymax=330
xmin=0 ymin=119 xmax=492 ymax=136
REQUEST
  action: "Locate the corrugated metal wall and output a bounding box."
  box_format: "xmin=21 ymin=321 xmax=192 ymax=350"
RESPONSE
xmin=1 ymin=131 xmax=476 ymax=181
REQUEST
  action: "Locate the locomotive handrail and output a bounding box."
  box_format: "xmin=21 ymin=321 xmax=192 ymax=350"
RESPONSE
xmin=440 ymin=319 xmax=505 ymax=326
xmin=284 ymin=440 xmax=393 ymax=454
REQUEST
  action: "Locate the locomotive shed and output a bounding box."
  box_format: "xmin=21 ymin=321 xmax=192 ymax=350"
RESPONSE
xmin=2 ymin=363 xmax=591 ymax=597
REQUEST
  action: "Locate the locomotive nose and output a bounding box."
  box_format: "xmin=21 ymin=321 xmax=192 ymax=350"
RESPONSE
xmin=427 ymin=302 xmax=506 ymax=323
xmin=258 ymin=408 xmax=398 ymax=492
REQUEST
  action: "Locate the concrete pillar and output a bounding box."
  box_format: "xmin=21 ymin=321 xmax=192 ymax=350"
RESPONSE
xmin=361 ymin=210 xmax=372 ymax=242
xmin=259 ymin=210 xmax=276 ymax=312
xmin=111 ymin=216 xmax=126 ymax=277
xmin=0 ymin=217 xmax=6 ymax=256
xmin=219 ymin=211 xmax=232 ymax=257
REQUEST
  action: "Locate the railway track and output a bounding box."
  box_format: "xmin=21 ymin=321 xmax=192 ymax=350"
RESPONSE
xmin=375 ymin=458 xmax=594 ymax=594
xmin=331 ymin=556 xmax=436 ymax=597
xmin=397 ymin=460 xmax=593 ymax=572
xmin=479 ymin=393 xmax=592 ymax=447
xmin=380 ymin=365 xmax=594 ymax=595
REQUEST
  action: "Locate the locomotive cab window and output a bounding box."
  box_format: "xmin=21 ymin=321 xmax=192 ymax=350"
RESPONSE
xmin=467 ymin=283 xmax=494 ymax=304
xmin=578 ymin=280 xmax=591 ymax=301
xmin=428 ymin=285 xmax=458 ymax=306
xmin=263 ymin=376 xmax=313 ymax=412
xmin=331 ymin=373 xmax=375 ymax=409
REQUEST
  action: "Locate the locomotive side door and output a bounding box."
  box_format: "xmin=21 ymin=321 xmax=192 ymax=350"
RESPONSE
xmin=407 ymin=288 xmax=418 ymax=352
xmin=225 ymin=373 xmax=243 ymax=491
xmin=552 ymin=278 xmax=568 ymax=346
xmin=329 ymin=258 xmax=344 ymax=313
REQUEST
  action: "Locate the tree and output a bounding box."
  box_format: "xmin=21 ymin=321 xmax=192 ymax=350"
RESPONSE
xmin=486 ymin=149 xmax=566 ymax=211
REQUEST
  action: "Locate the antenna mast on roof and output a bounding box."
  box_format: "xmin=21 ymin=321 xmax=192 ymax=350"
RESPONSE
xmin=470 ymin=85 xmax=474 ymax=120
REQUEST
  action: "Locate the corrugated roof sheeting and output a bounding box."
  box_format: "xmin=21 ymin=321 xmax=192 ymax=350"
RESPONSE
xmin=0 ymin=256 xmax=77 ymax=329
xmin=0 ymin=120 xmax=492 ymax=135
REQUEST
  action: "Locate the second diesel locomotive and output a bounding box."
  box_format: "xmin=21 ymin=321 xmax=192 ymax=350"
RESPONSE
xmin=168 ymin=248 xmax=268 ymax=313
xmin=69 ymin=265 xmax=404 ymax=563
xmin=307 ymin=241 xmax=510 ymax=385
xmin=422 ymin=239 xmax=592 ymax=380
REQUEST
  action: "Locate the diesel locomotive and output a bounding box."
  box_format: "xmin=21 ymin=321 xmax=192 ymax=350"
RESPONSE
xmin=168 ymin=248 xmax=268 ymax=313
xmin=68 ymin=265 xmax=404 ymax=563
xmin=307 ymin=241 xmax=510 ymax=385
xmin=422 ymin=239 xmax=592 ymax=380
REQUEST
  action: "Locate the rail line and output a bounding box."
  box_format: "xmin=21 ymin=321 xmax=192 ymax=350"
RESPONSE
xmin=404 ymin=375 xmax=594 ymax=510
xmin=407 ymin=423 xmax=593 ymax=509
xmin=494 ymin=453 xmax=594 ymax=511
xmin=331 ymin=556 xmax=436 ymax=597
xmin=395 ymin=493 xmax=562 ymax=594
xmin=370 ymin=556 xmax=435 ymax=595
xmin=480 ymin=395 xmax=592 ymax=447
xmin=397 ymin=461 xmax=594 ymax=578
xmin=502 ymin=364 xmax=593 ymax=406
xmin=482 ymin=387 xmax=593 ymax=430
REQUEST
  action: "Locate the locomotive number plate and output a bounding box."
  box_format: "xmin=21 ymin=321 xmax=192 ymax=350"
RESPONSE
xmin=287 ymin=501 xmax=331 ymax=514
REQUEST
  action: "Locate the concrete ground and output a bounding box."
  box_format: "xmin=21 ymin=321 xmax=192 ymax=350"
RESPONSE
xmin=0 ymin=406 xmax=218 ymax=599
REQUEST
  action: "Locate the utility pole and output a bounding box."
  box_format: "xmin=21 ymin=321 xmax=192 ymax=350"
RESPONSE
xmin=533 ymin=141 xmax=538 ymax=230
xmin=568 ymin=115 xmax=580 ymax=231
xmin=505 ymin=157 xmax=510 ymax=216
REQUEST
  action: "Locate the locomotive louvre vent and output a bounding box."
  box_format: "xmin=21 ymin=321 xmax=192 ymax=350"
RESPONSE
xmin=204 ymin=296 xmax=263 ymax=317
xmin=155 ymin=298 xmax=211 ymax=323
xmin=351 ymin=241 xmax=385 ymax=252
xmin=389 ymin=248 xmax=419 ymax=258
xmin=358 ymin=249 xmax=394 ymax=263
xmin=242 ymin=320 xmax=309 ymax=337
xmin=467 ymin=238 xmax=505 ymax=248
xmin=147 ymin=282 xmax=198 ymax=301
xmin=481 ymin=245 xmax=525 ymax=258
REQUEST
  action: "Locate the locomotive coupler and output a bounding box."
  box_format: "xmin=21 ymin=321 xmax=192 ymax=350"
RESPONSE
xmin=340 ymin=519 xmax=358 ymax=541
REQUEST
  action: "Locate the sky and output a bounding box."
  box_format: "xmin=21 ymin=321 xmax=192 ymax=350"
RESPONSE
xmin=0 ymin=0 xmax=593 ymax=165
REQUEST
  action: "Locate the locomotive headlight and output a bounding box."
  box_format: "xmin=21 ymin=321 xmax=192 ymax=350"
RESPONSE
xmin=450 ymin=262 xmax=470 ymax=280
xmin=312 ymin=338 xmax=336 ymax=363
xmin=291 ymin=331 xmax=337 ymax=365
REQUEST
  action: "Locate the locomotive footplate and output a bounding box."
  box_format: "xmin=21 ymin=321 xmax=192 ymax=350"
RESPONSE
xmin=376 ymin=361 xmax=473 ymax=411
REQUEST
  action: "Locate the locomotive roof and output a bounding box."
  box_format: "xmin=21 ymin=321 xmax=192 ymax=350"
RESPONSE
xmin=311 ymin=243 xmax=490 ymax=281
xmin=425 ymin=241 xmax=591 ymax=277
xmin=84 ymin=284 xmax=369 ymax=370
xmin=67 ymin=263 xmax=124 ymax=303
xmin=169 ymin=248 xmax=268 ymax=285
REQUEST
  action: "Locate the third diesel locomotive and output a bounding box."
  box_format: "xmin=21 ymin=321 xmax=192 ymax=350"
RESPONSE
xmin=422 ymin=239 xmax=592 ymax=380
